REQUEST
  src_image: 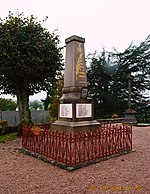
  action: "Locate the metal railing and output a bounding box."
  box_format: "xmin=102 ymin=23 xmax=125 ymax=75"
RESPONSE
xmin=22 ymin=124 xmax=132 ymax=167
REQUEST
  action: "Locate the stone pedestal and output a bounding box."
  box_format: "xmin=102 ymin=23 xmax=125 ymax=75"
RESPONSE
xmin=124 ymin=112 xmax=137 ymax=124
xmin=53 ymin=120 xmax=100 ymax=133
xmin=52 ymin=35 xmax=100 ymax=133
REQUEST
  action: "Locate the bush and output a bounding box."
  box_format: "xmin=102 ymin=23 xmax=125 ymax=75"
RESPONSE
xmin=0 ymin=126 xmax=18 ymax=135
xmin=0 ymin=120 xmax=8 ymax=126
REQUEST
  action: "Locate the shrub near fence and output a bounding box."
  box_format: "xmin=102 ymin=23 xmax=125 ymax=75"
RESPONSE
xmin=22 ymin=124 xmax=132 ymax=169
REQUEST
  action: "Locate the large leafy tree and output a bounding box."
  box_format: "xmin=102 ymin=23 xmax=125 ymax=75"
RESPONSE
xmin=0 ymin=11 xmax=63 ymax=124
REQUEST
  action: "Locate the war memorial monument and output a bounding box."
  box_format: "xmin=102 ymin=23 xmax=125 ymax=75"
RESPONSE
xmin=52 ymin=35 xmax=100 ymax=132
xmin=22 ymin=35 xmax=132 ymax=170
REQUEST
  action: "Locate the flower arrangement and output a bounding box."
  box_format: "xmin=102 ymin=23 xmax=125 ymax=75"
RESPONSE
xmin=31 ymin=125 xmax=44 ymax=136
xmin=112 ymin=114 xmax=118 ymax=118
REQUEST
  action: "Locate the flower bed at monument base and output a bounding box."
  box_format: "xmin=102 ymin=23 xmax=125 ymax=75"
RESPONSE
xmin=22 ymin=124 xmax=132 ymax=170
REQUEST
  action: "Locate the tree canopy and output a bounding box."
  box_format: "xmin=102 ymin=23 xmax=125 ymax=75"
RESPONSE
xmin=0 ymin=11 xmax=63 ymax=124
xmin=87 ymin=36 xmax=150 ymax=119
xmin=29 ymin=100 xmax=43 ymax=110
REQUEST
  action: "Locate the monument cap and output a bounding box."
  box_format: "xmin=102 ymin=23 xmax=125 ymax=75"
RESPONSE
xmin=65 ymin=35 xmax=85 ymax=44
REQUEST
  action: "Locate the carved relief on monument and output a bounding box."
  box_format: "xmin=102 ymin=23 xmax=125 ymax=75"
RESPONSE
xmin=75 ymin=43 xmax=86 ymax=84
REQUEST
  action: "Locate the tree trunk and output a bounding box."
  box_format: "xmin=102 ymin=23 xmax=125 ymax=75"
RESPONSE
xmin=16 ymin=87 xmax=32 ymax=125
xmin=16 ymin=91 xmax=22 ymax=125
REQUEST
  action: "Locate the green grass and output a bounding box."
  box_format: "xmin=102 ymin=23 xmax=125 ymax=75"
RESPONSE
xmin=0 ymin=133 xmax=17 ymax=143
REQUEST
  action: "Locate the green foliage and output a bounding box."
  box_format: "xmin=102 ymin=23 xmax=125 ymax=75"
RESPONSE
xmin=0 ymin=11 xmax=63 ymax=95
xmin=50 ymin=77 xmax=64 ymax=118
xmin=136 ymin=104 xmax=150 ymax=123
xmin=29 ymin=100 xmax=43 ymax=110
xmin=0 ymin=11 xmax=63 ymax=124
xmin=87 ymin=50 xmax=126 ymax=118
xmin=41 ymin=78 xmax=58 ymax=110
xmin=42 ymin=95 xmax=51 ymax=110
xmin=0 ymin=98 xmax=17 ymax=111
xmin=87 ymin=36 xmax=150 ymax=118
xmin=0 ymin=133 xmax=17 ymax=143
xmin=114 ymin=36 xmax=150 ymax=97
xmin=50 ymin=97 xmax=59 ymax=118
xmin=41 ymin=76 xmax=64 ymax=115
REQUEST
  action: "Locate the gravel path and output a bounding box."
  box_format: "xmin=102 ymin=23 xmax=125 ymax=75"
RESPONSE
xmin=0 ymin=126 xmax=150 ymax=194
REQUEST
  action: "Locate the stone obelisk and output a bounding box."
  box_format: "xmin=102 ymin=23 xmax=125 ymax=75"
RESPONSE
xmin=52 ymin=35 xmax=100 ymax=132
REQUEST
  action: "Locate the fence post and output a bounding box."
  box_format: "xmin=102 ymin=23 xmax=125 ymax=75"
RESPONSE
xmin=69 ymin=132 xmax=72 ymax=166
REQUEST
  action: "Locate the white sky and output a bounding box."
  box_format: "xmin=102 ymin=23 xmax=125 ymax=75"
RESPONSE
xmin=0 ymin=0 xmax=150 ymax=100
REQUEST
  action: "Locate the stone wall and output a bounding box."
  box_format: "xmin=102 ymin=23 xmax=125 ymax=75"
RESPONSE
xmin=0 ymin=110 xmax=50 ymax=125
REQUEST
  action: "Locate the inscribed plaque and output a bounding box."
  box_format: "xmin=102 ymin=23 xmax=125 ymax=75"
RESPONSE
xmin=76 ymin=104 xmax=92 ymax=118
xmin=60 ymin=104 xmax=72 ymax=118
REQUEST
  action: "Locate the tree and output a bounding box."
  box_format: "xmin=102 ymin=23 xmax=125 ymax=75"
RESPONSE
xmin=29 ymin=100 xmax=43 ymax=110
xmin=0 ymin=98 xmax=17 ymax=111
xmin=87 ymin=36 xmax=150 ymax=118
xmin=50 ymin=77 xmax=64 ymax=118
xmin=41 ymin=78 xmax=58 ymax=110
xmin=87 ymin=50 xmax=123 ymax=118
xmin=113 ymin=35 xmax=150 ymax=108
xmin=0 ymin=11 xmax=63 ymax=124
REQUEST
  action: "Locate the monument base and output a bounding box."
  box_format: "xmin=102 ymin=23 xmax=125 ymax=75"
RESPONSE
xmin=124 ymin=112 xmax=137 ymax=124
xmin=52 ymin=120 xmax=101 ymax=133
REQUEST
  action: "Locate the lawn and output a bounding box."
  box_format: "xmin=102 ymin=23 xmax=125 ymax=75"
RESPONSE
xmin=0 ymin=133 xmax=17 ymax=143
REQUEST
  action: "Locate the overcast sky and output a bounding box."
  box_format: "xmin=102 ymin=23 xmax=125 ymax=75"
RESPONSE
xmin=1 ymin=0 xmax=150 ymax=100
